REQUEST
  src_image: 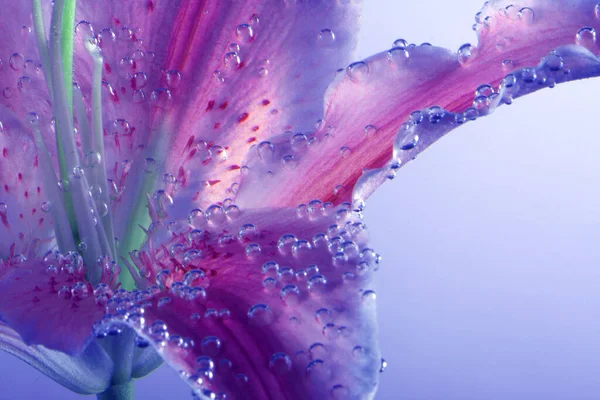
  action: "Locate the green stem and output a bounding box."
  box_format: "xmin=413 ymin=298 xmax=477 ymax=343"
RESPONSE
xmin=97 ymin=381 xmax=134 ymax=400
xmin=61 ymin=0 xmax=75 ymax=112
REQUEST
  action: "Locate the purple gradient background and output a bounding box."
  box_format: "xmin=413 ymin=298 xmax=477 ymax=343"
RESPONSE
xmin=2 ymin=0 xmax=600 ymax=399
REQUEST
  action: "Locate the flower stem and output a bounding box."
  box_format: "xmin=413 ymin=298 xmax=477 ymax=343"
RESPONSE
xmin=96 ymin=381 xmax=134 ymax=400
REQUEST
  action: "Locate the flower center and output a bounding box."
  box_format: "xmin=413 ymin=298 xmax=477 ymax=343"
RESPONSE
xmin=32 ymin=0 xmax=119 ymax=285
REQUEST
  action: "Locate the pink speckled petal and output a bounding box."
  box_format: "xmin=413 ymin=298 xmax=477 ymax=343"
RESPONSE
xmin=0 ymin=109 xmax=56 ymax=259
xmin=117 ymin=206 xmax=380 ymax=399
xmin=69 ymin=0 xmax=361 ymax=237
xmin=235 ymin=0 xmax=600 ymax=209
xmin=0 ymin=258 xmax=105 ymax=354
xmin=0 ymin=321 xmax=113 ymax=394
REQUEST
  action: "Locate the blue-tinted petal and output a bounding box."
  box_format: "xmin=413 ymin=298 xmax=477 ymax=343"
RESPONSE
xmin=0 ymin=321 xmax=113 ymax=394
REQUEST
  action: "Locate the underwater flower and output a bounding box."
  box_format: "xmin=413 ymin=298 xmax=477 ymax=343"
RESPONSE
xmin=2 ymin=0 xmax=600 ymax=399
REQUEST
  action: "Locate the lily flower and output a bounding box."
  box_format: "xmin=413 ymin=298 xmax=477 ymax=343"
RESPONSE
xmin=1 ymin=0 xmax=600 ymax=399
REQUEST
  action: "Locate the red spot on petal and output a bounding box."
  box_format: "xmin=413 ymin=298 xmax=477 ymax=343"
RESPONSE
xmin=32 ymin=296 xmax=40 ymax=303
xmin=2 ymin=148 xmax=7 ymax=157
xmin=208 ymin=180 xmax=221 ymax=186
xmin=17 ymin=173 xmax=22 ymax=181
xmin=202 ymin=159 xmax=212 ymax=166
xmin=228 ymin=165 xmax=240 ymax=171
xmin=213 ymin=123 xmax=221 ymax=129
xmin=0 ymin=211 xmax=8 ymax=227
xmin=4 ymin=184 xmax=9 ymax=192
xmin=37 ymin=186 xmax=41 ymax=194
xmin=261 ymin=99 xmax=270 ymax=106
xmin=147 ymin=0 xmax=154 ymax=11
xmin=19 ymin=213 xmax=24 ymax=219
xmin=219 ymin=101 xmax=228 ymax=110
xmin=238 ymin=112 xmax=249 ymax=123
xmin=104 ymin=62 xmax=112 ymax=74
xmin=193 ymin=192 xmax=200 ymax=201
xmin=24 ymin=190 xmax=28 ymax=199
xmin=33 ymin=156 xmax=39 ymax=167
xmin=31 ymin=208 xmax=36 ymax=215
xmin=206 ymin=100 xmax=215 ymax=111
xmin=247 ymin=137 xmax=257 ymax=143
xmin=33 ymin=285 xmax=42 ymax=292
xmin=251 ymin=126 xmax=259 ymax=132
xmin=38 ymin=217 xmax=44 ymax=225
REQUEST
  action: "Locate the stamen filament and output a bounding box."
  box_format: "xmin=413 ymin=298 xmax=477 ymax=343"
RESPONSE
xmin=86 ymin=41 xmax=118 ymax=258
xmin=49 ymin=0 xmax=109 ymax=282
xmin=31 ymin=126 xmax=76 ymax=251
xmin=31 ymin=0 xmax=54 ymax=98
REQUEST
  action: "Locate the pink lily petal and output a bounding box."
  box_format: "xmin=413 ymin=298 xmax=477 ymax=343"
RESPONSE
xmin=0 ymin=1 xmax=60 ymax=259
xmin=235 ymin=0 xmax=600 ymax=209
xmin=0 ymin=256 xmax=108 ymax=354
xmin=0 ymin=321 xmax=113 ymax=394
xmin=116 ymin=205 xmax=381 ymax=399
xmin=69 ymin=1 xmax=361 ymax=235
xmin=0 ymin=108 xmax=56 ymax=259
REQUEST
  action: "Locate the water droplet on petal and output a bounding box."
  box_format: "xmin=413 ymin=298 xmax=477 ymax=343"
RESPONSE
xmin=85 ymin=151 xmax=101 ymax=168
xmin=457 ymin=43 xmax=475 ymax=65
xmin=280 ymin=284 xmax=301 ymax=306
xmin=331 ymin=384 xmax=349 ymax=399
xmin=248 ymin=304 xmax=273 ymax=326
xmin=339 ymin=146 xmax=351 ymax=158
xmin=224 ymin=52 xmax=241 ymax=69
xmin=282 ymin=155 xmax=297 ymax=171
xmin=576 ymin=26 xmax=597 ymax=49
xmin=9 ymin=53 xmax=24 ymax=70
xmin=346 ymin=61 xmax=369 ymax=82
xmin=165 ymin=70 xmax=181 ymax=88
xmin=545 ymin=53 xmax=564 ymax=72
xmin=518 ymin=7 xmax=534 ymax=24
xmin=236 ymin=24 xmax=254 ymax=42
xmin=150 ymin=88 xmax=172 ymax=109
xmin=393 ymin=38 xmax=408 ymax=48
xmin=306 ymin=359 xmax=330 ymax=383
xmin=387 ymin=47 xmax=409 ymax=63
xmin=201 ymin=336 xmax=222 ymax=356
xmin=501 ymin=59 xmax=515 ymax=71
xmin=269 ymin=352 xmax=292 ymax=375
xmin=318 ymin=29 xmax=335 ymax=46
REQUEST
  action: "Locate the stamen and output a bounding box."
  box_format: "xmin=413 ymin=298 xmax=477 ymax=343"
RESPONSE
xmin=84 ymin=40 xmax=118 ymax=258
xmin=31 ymin=125 xmax=76 ymax=251
xmin=48 ymin=0 xmax=111 ymax=282
xmin=31 ymin=0 xmax=54 ymax=98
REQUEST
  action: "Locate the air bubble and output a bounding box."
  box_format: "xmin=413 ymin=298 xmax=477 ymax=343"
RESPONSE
xmin=248 ymin=304 xmax=273 ymax=326
xmin=518 ymin=7 xmax=534 ymax=24
xmin=576 ymin=27 xmax=597 ymax=48
xmin=318 ymin=29 xmax=335 ymax=46
xmin=545 ymin=54 xmax=564 ymax=72
xmin=387 ymin=47 xmax=409 ymax=63
xmin=85 ymin=152 xmax=101 ymax=168
xmin=269 ymin=352 xmax=292 ymax=375
xmin=201 ymin=336 xmax=222 ymax=356
xmin=346 ymin=61 xmax=369 ymax=81
xmin=236 ymin=24 xmax=254 ymax=42
xmin=224 ymin=52 xmax=241 ymax=69
xmin=457 ymin=43 xmax=475 ymax=65
xmin=150 ymin=88 xmax=173 ymax=108
xmin=165 ymin=70 xmax=181 ymax=88
xmin=280 ymin=284 xmax=301 ymax=305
